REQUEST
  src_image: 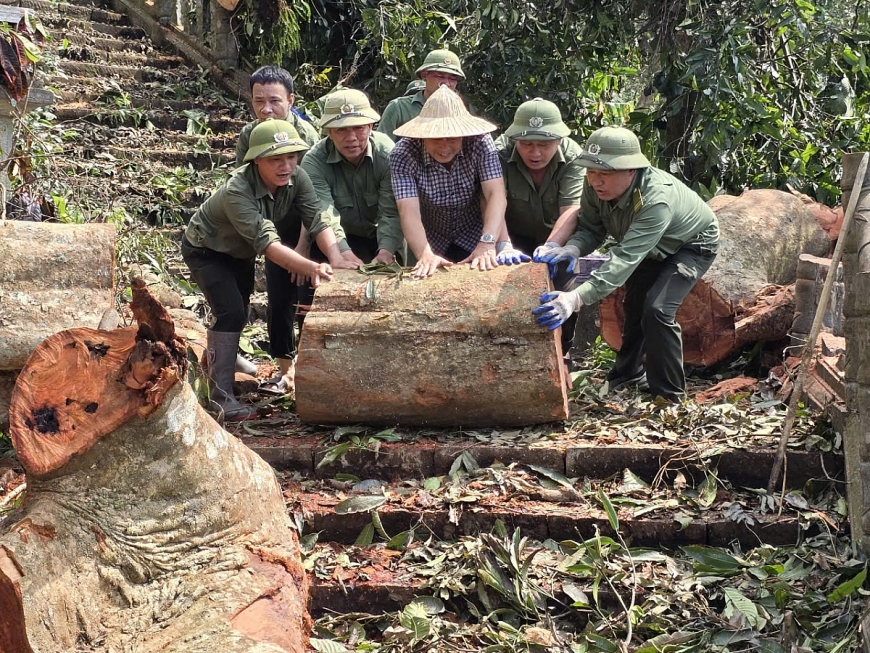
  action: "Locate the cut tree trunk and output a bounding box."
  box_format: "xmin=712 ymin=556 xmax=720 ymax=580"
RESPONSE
xmin=600 ymin=189 xmax=821 ymax=367
xmin=0 ymin=280 xmax=310 ymax=653
xmin=0 ymin=220 xmax=116 ymax=370
xmin=296 ymin=264 xmax=568 ymax=427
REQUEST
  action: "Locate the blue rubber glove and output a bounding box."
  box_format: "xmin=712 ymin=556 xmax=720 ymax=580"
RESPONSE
xmin=531 ymin=291 xmax=583 ymax=330
xmin=496 ymin=241 xmax=532 ymax=265
xmin=533 ymin=243 xmax=581 ymax=278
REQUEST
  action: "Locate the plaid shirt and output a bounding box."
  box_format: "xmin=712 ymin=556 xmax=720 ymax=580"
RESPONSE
xmin=390 ymin=134 xmax=503 ymax=256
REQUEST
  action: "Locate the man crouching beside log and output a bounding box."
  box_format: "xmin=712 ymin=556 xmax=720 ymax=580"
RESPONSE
xmin=533 ymin=126 xmax=719 ymax=402
xmin=182 ymin=120 xmax=336 ymax=421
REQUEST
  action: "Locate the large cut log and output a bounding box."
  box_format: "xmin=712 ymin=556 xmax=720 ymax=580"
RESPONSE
xmin=600 ymin=189 xmax=822 ymax=366
xmin=0 ymin=280 xmax=310 ymax=653
xmin=0 ymin=220 xmax=116 ymax=370
xmin=296 ymin=264 xmax=568 ymax=426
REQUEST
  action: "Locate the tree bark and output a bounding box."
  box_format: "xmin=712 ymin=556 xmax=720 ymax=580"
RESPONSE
xmin=0 ymin=280 xmax=310 ymax=653
xmin=599 ymin=189 xmax=821 ymax=367
xmin=296 ymin=264 xmax=568 ymax=427
xmin=0 ymin=220 xmax=116 ymax=370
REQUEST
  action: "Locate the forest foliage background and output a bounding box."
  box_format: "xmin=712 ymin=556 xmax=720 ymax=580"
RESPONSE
xmin=234 ymin=0 xmax=870 ymax=203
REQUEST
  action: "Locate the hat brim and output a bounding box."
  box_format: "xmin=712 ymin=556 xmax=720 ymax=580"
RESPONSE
xmin=393 ymin=115 xmax=496 ymax=139
xmin=244 ymin=141 xmax=309 ymax=162
xmin=504 ymin=124 xmax=571 ymax=141
xmin=415 ymin=64 xmax=466 ymax=80
xmin=578 ymin=152 xmax=651 ymax=170
xmin=321 ymin=110 xmax=380 ymax=132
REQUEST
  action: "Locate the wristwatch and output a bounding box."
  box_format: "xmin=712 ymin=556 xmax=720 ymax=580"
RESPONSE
xmin=479 ymin=233 xmax=495 ymax=244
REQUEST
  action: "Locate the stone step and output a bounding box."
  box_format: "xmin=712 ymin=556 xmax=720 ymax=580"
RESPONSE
xmin=0 ymin=0 xmax=128 ymax=25
xmin=55 ymin=31 xmax=151 ymax=54
xmin=247 ymin=435 xmax=842 ymax=491
xmin=52 ymin=106 xmax=246 ymax=134
xmin=304 ymin=542 xmax=622 ymax=617
xmin=285 ymin=462 xmax=830 ymax=550
xmin=52 ymin=18 xmax=147 ymax=40
xmin=58 ymin=43 xmax=153 ymax=67
xmin=59 ymin=58 xmax=186 ymax=81
xmin=52 ymin=87 xmax=245 ymax=122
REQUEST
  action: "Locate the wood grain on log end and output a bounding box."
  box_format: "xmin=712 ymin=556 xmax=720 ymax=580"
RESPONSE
xmin=10 ymin=282 xmax=190 ymax=476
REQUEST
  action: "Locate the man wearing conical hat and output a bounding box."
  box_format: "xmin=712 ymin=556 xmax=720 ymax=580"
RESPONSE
xmin=389 ymin=86 xmax=507 ymax=278
xmin=301 ymin=88 xmax=403 ymax=265
xmin=532 ymin=126 xmax=719 ymax=402
xmin=378 ymin=49 xmax=465 ymax=141
xmin=494 ymin=98 xmax=587 ymax=364
xmin=183 ymin=120 xmax=338 ymax=419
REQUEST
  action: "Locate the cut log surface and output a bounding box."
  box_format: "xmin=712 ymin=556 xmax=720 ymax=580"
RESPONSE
xmin=0 ymin=220 xmax=116 ymax=370
xmin=296 ymin=264 xmax=568 ymax=427
xmin=1 ymin=281 xmax=310 ymax=653
xmin=600 ymin=189 xmax=816 ymax=367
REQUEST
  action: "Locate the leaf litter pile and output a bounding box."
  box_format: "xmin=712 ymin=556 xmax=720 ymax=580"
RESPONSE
xmin=267 ymin=342 xmax=863 ymax=653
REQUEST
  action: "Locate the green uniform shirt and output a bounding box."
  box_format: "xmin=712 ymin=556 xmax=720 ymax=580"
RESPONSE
xmin=376 ymin=91 xmax=425 ymax=142
xmin=495 ymin=134 xmax=586 ymax=245
xmin=300 ymin=131 xmax=404 ymax=255
xmin=184 ymin=163 xmax=327 ymax=259
xmin=569 ymin=166 xmax=719 ymax=305
xmin=235 ymin=114 xmax=321 ymax=167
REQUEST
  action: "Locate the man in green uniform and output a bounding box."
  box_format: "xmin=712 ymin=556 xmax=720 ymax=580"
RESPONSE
xmin=300 ymin=88 xmax=403 ymax=264
xmin=533 ymin=126 xmax=719 ymax=402
xmin=183 ymin=120 xmax=338 ymax=420
xmin=235 ymin=66 xmax=321 ymax=166
xmin=494 ymin=98 xmax=586 ymax=362
xmin=377 ymin=49 xmax=465 ymax=141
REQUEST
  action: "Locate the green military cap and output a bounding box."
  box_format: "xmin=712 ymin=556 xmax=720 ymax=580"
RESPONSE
xmin=504 ymin=98 xmax=571 ymax=141
xmin=320 ymin=88 xmax=380 ymax=130
xmin=405 ymin=79 xmax=426 ymax=96
xmin=415 ymin=49 xmax=466 ymax=80
xmin=244 ymin=119 xmax=309 ymax=162
xmin=578 ymin=126 xmax=651 ymax=170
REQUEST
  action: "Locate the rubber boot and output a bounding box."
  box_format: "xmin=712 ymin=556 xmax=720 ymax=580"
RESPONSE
xmin=235 ymin=354 xmax=258 ymax=376
xmin=206 ymin=330 xmax=257 ymax=422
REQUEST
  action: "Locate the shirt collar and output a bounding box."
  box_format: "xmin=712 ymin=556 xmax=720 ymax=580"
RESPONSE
xmin=412 ymin=90 xmax=426 ymax=106
xmin=325 ymin=137 xmax=374 ymax=165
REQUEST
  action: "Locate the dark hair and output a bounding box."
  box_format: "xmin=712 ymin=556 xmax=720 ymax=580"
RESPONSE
xmin=250 ymin=66 xmax=295 ymax=95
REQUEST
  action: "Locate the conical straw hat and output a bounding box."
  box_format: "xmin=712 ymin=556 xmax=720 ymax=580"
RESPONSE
xmin=393 ymin=86 xmax=497 ymax=139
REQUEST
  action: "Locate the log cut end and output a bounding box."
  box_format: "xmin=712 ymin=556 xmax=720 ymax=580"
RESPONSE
xmin=8 ymin=279 xmax=188 ymax=476
xmin=0 ymin=547 xmax=33 ymax=653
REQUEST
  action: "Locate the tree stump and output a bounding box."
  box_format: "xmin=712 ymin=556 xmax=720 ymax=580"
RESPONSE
xmin=0 ymin=280 xmax=310 ymax=653
xmin=296 ymin=264 xmax=568 ymax=427
xmin=600 ymin=189 xmax=819 ymax=366
xmin=0 ymin=220 xmax=116 ymax=370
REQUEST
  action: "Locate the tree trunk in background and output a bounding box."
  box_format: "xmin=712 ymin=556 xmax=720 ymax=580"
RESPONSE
xmin=296 ymin=264 xmax=568 ymax=427
xmin=0 ymin=281 xmax=310 ymax=653
xmin=0 ymin=220 xmax=116 ymax=370
xmin=600 ymin=190 xmax=819 ymax=366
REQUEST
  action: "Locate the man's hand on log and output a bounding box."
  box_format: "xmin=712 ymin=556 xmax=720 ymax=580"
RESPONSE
xmin=310 ymin=263 xmax=333 ymax=288
xmin=412 ymin=250 xmax=453 ymax=278
xmin=533 ymin=243 xmax=581 ymax=278
xmin=496 ymin=241 xmax=532 ymax=265
xmin=331 ymin=250 xmax=364 ymax=270
xmin=372 ymin=249 xmax=395 ymax=265
xmin=462 ymin=243 xmax=499 ymax=271
xmin=532 ymin=290 xmax=583 ymax=330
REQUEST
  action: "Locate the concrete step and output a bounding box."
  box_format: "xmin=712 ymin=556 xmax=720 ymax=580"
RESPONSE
xmin=54 ymin=31 xmax=151 ymax=54
xmin=59 ymin=58 xmax=186 ymax=81
xmin=247 ymin=435 xmax=842 ymax=491
xmin=58 ymin=43 xmax=152 ymax=67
